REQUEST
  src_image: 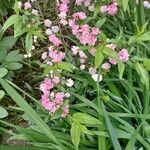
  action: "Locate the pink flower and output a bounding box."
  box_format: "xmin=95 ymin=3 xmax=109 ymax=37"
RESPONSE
xmin=107 ymin=3 xmax=118 ymax=15
xmin=55 ymin=92 xmax=65 ymax=105
xmin=40 ymin=78 xmax=54 ymax=94
xmin=41 ymin=52 xmax=48 ymax=60
xmin=84 ymin=0 xmax=91 ymax=7
xmin=59 ymin=3 xmax=68 ymax=13
xmin=61 ymin=106 xmax=69 ymax=118
xmin=118 ymin=49 xmax=129 ymax=62
xmin=79 ymin=51 xmax=87 ymax=59
xmin=24 ymin=2 xmax=32 ymax=10
xmin=75 ymin=0 xmax=84 ymax=5
xmin=101 ymin=62 xmax=111 ymax=70
xmin=108 ymin=57 xmax=117 ymax=65
xmin=100 ymin=5 xmax=108 ymax=13
xmin=80 ymin=64 xmax=85 ymax=70
xmin=91 ymin=27 xmax=100 ymax=35
xmin=44 ymin=19 xmax=52 ymax=27
xmin=73 ymin=12 xmax=87 ymax=20
xmin=49 ymin=35 xmax=62 ymax=47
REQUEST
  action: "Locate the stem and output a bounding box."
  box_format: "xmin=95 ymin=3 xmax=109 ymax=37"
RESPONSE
xmin=96 ymin=71 xmax=106 ymax=150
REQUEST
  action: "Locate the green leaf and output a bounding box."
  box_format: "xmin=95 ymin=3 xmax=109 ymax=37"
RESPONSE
xmin=0 ymin=90 xmax=5 ymax=99
xmin=25 ymin=32 xmax=33 ymax=54
xmin=102 ymin=103 xmax=122 ymax=150
xmin=73 ymin=112 xmax=102 ymax=125
xmin=0 ymin=106 xmax=8 ymax=119
xmin=122 ymin=0 xmax=129 ymax=11
xmin=7 ymin=62 xmax=23 ymax=70
xmin=118 ymin=63 xmax=125 ymax=79
xmin=14 ymin=17 xmax=22 ymax=38
xmin=71 ymin=122 xmax=81 ymax=150
xmin=56 ymin=62 xmax=76 ymax=72
xmin=0 ymin=67 xmax=8 ymax=78
xmin=0 ymin=78 xmax=65 ymax=149
xmin=135 ymin=62 xmax=149 ymax=86
xmin=143 ymin=59 xmax=150 ymax=71
xmin=0 ymin=48 xmax=7 ymax=62
xmin=2 ymin=14 xmax=18 ymax=33
xmin=0 ymin=36 xmax=17 ymax=50
xmin=95 ymin=47 xmax=104 ymax=69
xmin=5 ymin=50 xmax=23 ymax=62
xmin=125 ymin=123 xmax=143 ymax=150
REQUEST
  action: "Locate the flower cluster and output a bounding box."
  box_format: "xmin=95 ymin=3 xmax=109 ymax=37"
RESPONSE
xmin=101 ymin=43 xmax=129 ymax=71
xmin=100 ymin=2 xmax=118 ymax=15
xmin=69 ymin=12 xmax=100 ymax=45
xmin=40 ymin=78 xmax=69 ymax=117
xmin=143 ymin=1 xmax=150 ymax=8
xmin=57 ymin=0 xmax=70 ymax=26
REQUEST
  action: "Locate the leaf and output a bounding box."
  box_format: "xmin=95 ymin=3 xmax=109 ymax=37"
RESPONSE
xmin=71 ymin=122 xmax=81 ymax=150
xmin=78 ymin=124 xmax=93 ymax=135
xmin=125 ymin=123 xmax=143 ymax=150
xmin=143 ymin=59 xmax=150 ymax=71
xmin=95 ymin=47 xmax=104 ymax=69
xmin=102 ymin=102 xmax=122 ymax=150
xmin=25 ymin=32 xmax=33 ymax=54
xmin=0 ymin=78 xmax=65 ymax=149
xmin=0 ymin=90 xmax=5 ymax=99
xmin=56 ymin=62 xmax=76 ymax=72
xmin=5 ymin=50 xmax=23 ymax=62
xmin=0 ymin=36 xmax=17 ymax=50
xmin=135 ymin=62 xmax=149 ymax=86
xmin=0 ymin=48 xmax=7 ymax=62
xmin=7 ymin=62 xmax=23 ymax=70
xmin=0 ymin=106 xmax=8 ymax=119
xmin=118 ymin=63 xmax=125 ymax=79
xmin=73 ymin=112 xmax=102 ymax=125
xmin=14 ymin=17 xmax=23 ymax=38
xmin=2 ymin=15 xmax=18 ymax=33
xmin=0 ymin=67 xmax=8 ymax=78
xmin=122 ymin=0 xmax=129 ymax=11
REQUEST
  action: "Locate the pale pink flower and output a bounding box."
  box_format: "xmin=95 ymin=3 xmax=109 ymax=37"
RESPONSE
xmin=71 ymin=46 xmax=79 ymax=55
xmin=73 ymin=12 xmax=87 ymax=20
xmin=53 ymin=76 xmax=60 ymax=84
xmin=79 ymin=51 xmax=87 ymax=58
xmin=108 ymin=57 xmax=117 ymax=65
xmin=106 ymin=43 xmax=117 ymax=50
xmin=24 ymin=2 xmax=32 ymax=10
xmin=101 ymin=62 xmax=111 ymax=70
xmin=89 ymin=48 xmax=96 ymax=56
xmin=118 ymin=49 xmax=129 ymax=62
xmin=80 ymin=64 xmax=85 ymax=70
xmin=60 ymin=19 xmax=68 ymax=25
xmin=61 ymin=106 xmax=69 ymax=118
xmin=75 ymin=0 xmax=84 ymax=5
xmin=100 ymin=5 xmax=108 ymax=13
xmin=41 ymin=52 xmax=47 ymax=60
xmin=89 ymin=67 xmax=97 ymax=75
xmin=44 ymin=19 xmax=52 ymax=27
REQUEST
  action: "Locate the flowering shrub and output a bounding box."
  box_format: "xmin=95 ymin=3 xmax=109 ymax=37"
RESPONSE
xmin=0 ymin=0 xmax=150 ymax=150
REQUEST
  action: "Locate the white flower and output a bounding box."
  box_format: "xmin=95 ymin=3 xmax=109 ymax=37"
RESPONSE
xmin=60 ymin=19 xmax=68 ymax=26
xmin=48 ymin=46 xmax=54 ymax=51
xmin=71 ymin=46 xmax=79 ymax=55
xmin=80 ymin=65 xmax=85 ymax=70
xmin=33 ymin=36 xmax=37 ymax=39
xmin=28 ymin=53 xmax=32 ymax=58
xmin=50 ymin=92 xmax=55 ymax=98
xmin=51 ymin=26 xmax=59 ymax=33
xmin=58 ymin=12 xmax=67 ymax=19
xmin=24 ymin=54 xmax=28 ymax=58
xmin=65 ymin=92 xmax=70 ymax=97
xmin=18 ymin=1 xmax=22 ymax=9
xmin=31 ymin=0 xmax=36 ymax=2
xmin=143 ymin=1 xmax=149 ymax=7
xmin=45 ymin=29 xmax=52 ymax=35
xmin=32 ymin=9 xmax=38 ymax=16
xmin=92 ymin=74 xmax=102 ymax=82
xmin=66 ymin=79 xmax=74 ymax=87
xmin=88 ymin=4 xmax=95 ymax=12
xmin=32 ymin=46 xmax=35 ymax=50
